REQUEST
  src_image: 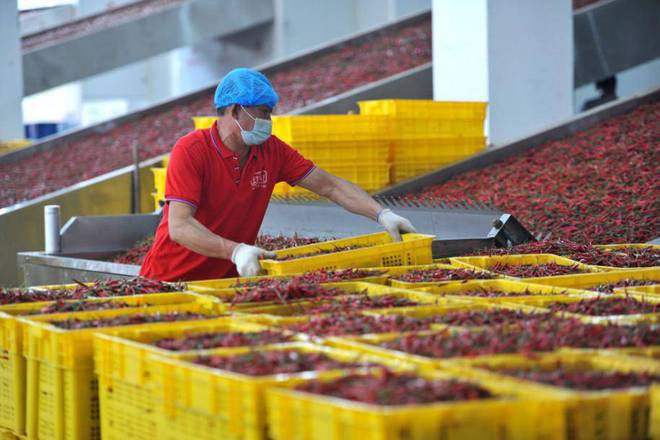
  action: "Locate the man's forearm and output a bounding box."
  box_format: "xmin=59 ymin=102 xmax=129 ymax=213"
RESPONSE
xmin=170 ymin=216 xmax=238 ymax=259
xmin=324 ymin=176 xmax=383 ymax=221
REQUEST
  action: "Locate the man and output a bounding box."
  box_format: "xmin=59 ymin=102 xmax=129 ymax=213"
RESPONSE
xmin=140 ymin=68 xmax=416 ymax=281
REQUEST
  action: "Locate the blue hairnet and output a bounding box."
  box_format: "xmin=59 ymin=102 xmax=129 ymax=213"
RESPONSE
xmin=214 ymin=68 xmax=279 ymax=110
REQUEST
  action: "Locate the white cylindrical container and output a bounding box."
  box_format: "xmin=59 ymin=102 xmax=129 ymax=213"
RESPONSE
xmin=44 ymin=205 xmax=61 ymax=253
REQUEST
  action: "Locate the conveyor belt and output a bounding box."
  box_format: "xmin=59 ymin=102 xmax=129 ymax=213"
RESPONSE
xmin=17 ymin=195 xmax=535 ymax=285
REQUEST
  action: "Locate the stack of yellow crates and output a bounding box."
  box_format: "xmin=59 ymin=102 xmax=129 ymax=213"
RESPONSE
xmin=358 ymin=100 xmax=487 ymax=183
xmin=270 ymin=115 xmax=390 ymax=196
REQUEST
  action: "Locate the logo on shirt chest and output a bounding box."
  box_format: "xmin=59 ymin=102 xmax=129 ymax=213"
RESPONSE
xmin=250 ymin=170 xmax=268 ymax=189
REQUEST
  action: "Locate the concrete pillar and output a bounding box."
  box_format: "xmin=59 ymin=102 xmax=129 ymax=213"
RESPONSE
xmin=432 ymin=0 xmax=573 ymax=146
xmin=0 ymin=0 xmax=24 ymax=140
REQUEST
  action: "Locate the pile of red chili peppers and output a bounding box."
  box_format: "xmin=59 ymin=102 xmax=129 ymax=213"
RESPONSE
xmin=274 ymin=245 xmax=368 ymax=261
xmin=286 ymin=313 xmax=439 ymax=337
xmin=380 ymin=318 xmax=660 ymax=359
xmin=433 ymin=309 xmax=549 ymax=326
xmin=152 ymin=330 xmax=294 ymax=351
xmin=547 ymin=296 xmax=658 ymax=316
xmin=26 ymin=299 xmax=134 ymax=315
xmin=192 ymin=350 xmax=364 ymax=376
xmin=492 ymin=368 xmax=658 ymax=391
xmin=392 ymin=268 xmax=495 ymax=283
xmin=230 ymin=282 xmax=347 ymax=305
xmin=232 ymin=268 xmax=386 ymax=288
xmin=488 ymin=263 xmax=585 ymax=278
xmin=414 ymin=102 xmax=660 ymax=244
xmin=591 ymin=279 xmax=660 ymax=294
xmin=295 ymin=370 xmax=493 ymax=405
xmin=50 ymin=311 xmax=218 ymax=329
xmin=267 ymin=294 xmax=421 ymax=316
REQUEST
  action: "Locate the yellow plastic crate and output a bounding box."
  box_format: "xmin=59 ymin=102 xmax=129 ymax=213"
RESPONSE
xmin=358 ymin=100 xmax=488 ymax=119
xmin=149 ymin=342 xmax=409 ymax=440
xmin=362 ymin=301 xmax=546 ymax=330
xmin=594 ymin=243 xmax=660 ymax=251
xmin=521 ymin=267 xmax=660 ymax=290
xmin=389 ymin=119 xmax=486 ymax=140
xmin=152 ymin=192 xmax=163 ymax=211
xmin=260 ymin=232 xmax=434 ymax=275
xmin=394 ymin=137 xmax=486 ymax=160
xmin=493 ymin=292 xmax=660 ymax=325
xmin=28 ymin=280 xmax=185 ymax=294
xmin=0 ymin=139 xmax=32 ymax=153
xmin=272 ymin=115 xmax=390 ymax=142
xmin=191 ymin=281 xmax=439 ymax=312
xmin=192 ymin=116 xmax=216 ymax=130
xmin=651 ymin=383 xmax=660 ymax=440
xmin=248 ymin=302 xmax=538 ymax=341
xmin=186 ymin=271 xmax=389 ymax=292
xmin=151 ymin=167 xmax=166 ymax=198
xmin=615 ymin=284 xmax=660 ymax=296
xmin=393 ymin=160 xmax=464 ymax=183
xmin=387 ymin=263 xmax=499 ymax=289
xmin=444 ymin=350 xmax=660 ymax=440
xmin=266 ymin=367 xmax=565 ymax=440
xmin=450 ymin=254 xmax=607 ymax=282
xmin=287 ymin=139 xmax=390 ymax=163
xmin=19 ymin=303 xmax=225 ymax=440
xmin=94 ymin=319 xmax=289 ymax=440
xmin=418 ymin=279 xmax=598 ymax=302
xmin=0 ymin=293 xmax=203 ymax=436
xmin=273 ymin=162 xmax=391 ymax=196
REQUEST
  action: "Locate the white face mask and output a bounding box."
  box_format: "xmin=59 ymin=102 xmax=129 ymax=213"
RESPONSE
xmin=234 ymin=105 xmax=272 ymax=145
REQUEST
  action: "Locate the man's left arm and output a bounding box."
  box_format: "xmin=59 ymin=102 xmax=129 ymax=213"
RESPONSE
xmin=298 ymin=167 xmax=416 ymax=241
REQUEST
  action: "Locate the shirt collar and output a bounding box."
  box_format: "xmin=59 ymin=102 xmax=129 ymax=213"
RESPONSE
xmin=210 ymin=120 xmax=259 ymax=161
xmin=210 ymin=121 xmax=233 ymax=159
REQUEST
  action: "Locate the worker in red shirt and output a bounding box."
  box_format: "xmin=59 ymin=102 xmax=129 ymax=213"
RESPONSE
xmin=140 ymin=68 xmax=416 ymax=281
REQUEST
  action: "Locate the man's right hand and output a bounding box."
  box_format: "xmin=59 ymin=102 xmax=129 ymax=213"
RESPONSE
xmin=231 ymin=243 xmax=276 ymax=276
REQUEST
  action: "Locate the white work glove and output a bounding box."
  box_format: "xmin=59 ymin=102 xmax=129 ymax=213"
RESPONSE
xmin=231 ymin=243 xmax=276 ymax=277
xmin=377 ymin=208 xmax=417 ymax=241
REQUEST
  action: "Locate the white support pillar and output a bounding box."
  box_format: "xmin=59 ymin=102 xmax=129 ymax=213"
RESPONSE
xmin=0 ymin=0 xmax=24 ymax=140
xmin=432 ymin=0 xmax=573 ymax=146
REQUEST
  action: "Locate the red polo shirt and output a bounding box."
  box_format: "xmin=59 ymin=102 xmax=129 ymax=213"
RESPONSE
xmin=140 ymin=121 xmax=315 ymax=281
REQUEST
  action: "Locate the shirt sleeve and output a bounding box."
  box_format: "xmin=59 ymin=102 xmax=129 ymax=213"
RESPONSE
xmin=164 ymin=140 xmax=204 ymax=208
xmin=273 ymin=137 xmax=316 ymax=186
